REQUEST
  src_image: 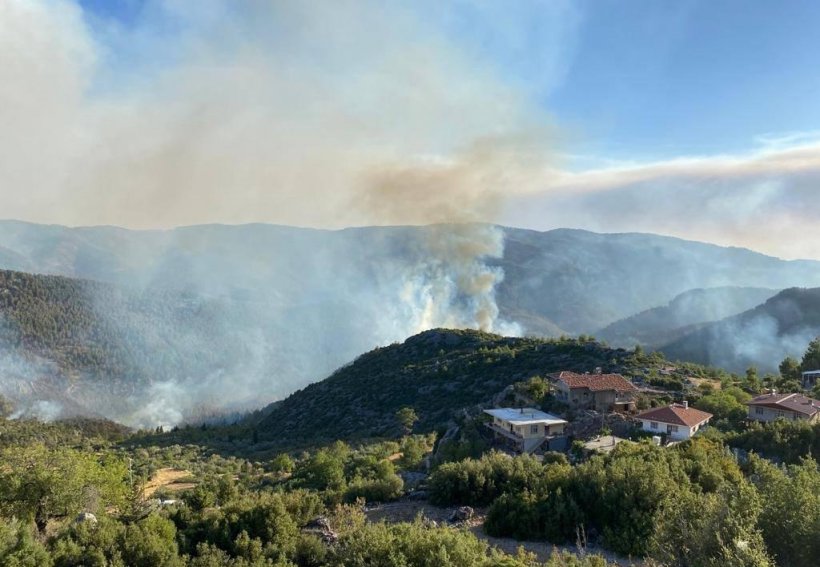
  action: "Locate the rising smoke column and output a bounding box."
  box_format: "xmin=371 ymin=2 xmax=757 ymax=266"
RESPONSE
xmin=358 ymin=137 xmax=548 ymax=334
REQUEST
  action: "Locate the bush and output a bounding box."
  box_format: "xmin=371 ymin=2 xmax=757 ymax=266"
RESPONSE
xmin=328 ymin=519 xmax=503 ymax=567
xmin=749 ymin=456 xmax=820 ymax=567
xmin=0 ymin=518 xmax=52 ymax=567
xmin=344 ymin=475 xmax=404 ymax=503
xmin=428 ymin=452 xmax=551 ymax=506
xmin=727 ymin=420 xmax=820 ymax=463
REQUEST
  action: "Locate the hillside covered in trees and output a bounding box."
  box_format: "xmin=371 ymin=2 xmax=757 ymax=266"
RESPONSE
xmin=661 ymin=287 xmax=820 ymax=372
xmin=0 ymin=269 xmax=345 ymax=426
xmin=253 ymin=328 xmax=713 ymax=447
xmin=597 ymin=286 xmax=779 ymax=348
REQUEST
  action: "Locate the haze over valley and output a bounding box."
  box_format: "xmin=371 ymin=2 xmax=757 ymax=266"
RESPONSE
xmin=5 ymin=3 xmax=820 ymax=567
xmin=2 ymin=219 xmax=820 ymax=426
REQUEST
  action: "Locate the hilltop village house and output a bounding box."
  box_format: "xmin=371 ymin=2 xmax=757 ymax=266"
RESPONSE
xmin=746 ymin=392 xmax=820 ymax=423
xmin=484 ymin=408 xmax=568 ymax=454
xmin=549 ymin=371 xmax=638 ymax=412
xmin=635 ymin=402 xmax=713 ymax=441
xmin=802 ymin=370 xmax=820 ymax=390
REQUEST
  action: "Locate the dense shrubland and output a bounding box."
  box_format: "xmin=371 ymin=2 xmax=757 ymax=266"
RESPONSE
xmin=430 ymin=438 xmax=819 ymax=566
xmin=0 ymin=415 xmax=624 ymax=566
xmin=1 ymin=325 xmax=819 ymax=565
xmin=1 ymin=386 xmax=819 ymax=566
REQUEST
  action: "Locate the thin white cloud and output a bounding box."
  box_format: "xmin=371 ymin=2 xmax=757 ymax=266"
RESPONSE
xmin=507 ymin=140 xmax=820 ymax=259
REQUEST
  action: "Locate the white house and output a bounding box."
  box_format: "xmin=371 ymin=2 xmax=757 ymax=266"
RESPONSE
xmin=484 ymin=407 xmax=568 ymax=454
xmin=635 ymin=402 xmax=712 ymax=442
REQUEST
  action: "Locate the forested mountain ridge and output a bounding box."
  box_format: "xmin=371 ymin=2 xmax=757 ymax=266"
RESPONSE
xmin=3 ymin=220 xmax=820 ymax=336
xmin=3 ymin=221 xmax=820 ymax=426
xmin=0 ymin=269 xmax=225 ymax=418
xmin=0 ymin=269 xmax=326 ymax=425
xmin=597 ymin=286 xmax=780 ymax=348
xmin=661 ymin=287 xmax=820 ymax=373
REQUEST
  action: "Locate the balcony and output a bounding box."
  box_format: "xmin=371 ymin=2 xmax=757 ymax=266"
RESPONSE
xmin=485 ymin=421 xmax=524 ymax=442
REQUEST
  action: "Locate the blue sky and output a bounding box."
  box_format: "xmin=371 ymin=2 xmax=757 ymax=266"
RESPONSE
xmin=5 ymin=1 xmax=820 ymax=258
xmin=76 ymin=0 xmax=820 ymax=162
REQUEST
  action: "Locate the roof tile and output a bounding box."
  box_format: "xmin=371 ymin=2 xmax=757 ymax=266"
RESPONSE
xmin=636 ymin=404 xmax=713 ymax=427
xmin=550 ymin=371 xmax=638 ymax=392
xmin=747 ymin=392 xmax=820 ymax=417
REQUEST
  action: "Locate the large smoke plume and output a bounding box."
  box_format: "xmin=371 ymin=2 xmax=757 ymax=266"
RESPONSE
xmin=0 ymin=1 xmax=559 ymax=426
xmin=357 ymin=137 xmax=549 ymax=334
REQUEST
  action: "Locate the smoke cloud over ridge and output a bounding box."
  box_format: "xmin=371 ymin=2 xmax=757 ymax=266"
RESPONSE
xmin=4 ymin=1 xmax=820 ymax=427
xmin=1 ymin=0 xmax=567 ymax=424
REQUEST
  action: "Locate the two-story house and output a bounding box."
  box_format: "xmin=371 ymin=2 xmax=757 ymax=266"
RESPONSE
xmin=549 ymin=371 xmax=638 ymax=412
xmin=746 ymin=392 xmax=820 ymax=423
xmin=484 ymin=407 xmax=568 ymax=454
xmin=635 ymin=402 xmax=712 ymax=441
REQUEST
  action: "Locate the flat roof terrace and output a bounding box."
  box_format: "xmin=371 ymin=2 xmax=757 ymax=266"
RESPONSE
xmin=484 ymin=407 xmax=567 ymax=426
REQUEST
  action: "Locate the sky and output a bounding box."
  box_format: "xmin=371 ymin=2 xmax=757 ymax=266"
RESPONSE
xmin=3 ymin=0 xmax=820 ymax=259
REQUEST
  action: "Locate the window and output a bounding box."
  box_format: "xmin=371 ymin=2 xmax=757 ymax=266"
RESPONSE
xmin=531 ymin=425 xmax=539 ymax=434
xmin=755 ymin=407 xmax=763 ymax=415
xmin=650 ymin=421 xmax=658 ymax=429
xmin=668 ymin=425 xmax=679 ymax=433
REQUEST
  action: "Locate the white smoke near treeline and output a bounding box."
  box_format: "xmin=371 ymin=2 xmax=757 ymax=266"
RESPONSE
xmin=356 ymin=137 xmax=551 ymax=335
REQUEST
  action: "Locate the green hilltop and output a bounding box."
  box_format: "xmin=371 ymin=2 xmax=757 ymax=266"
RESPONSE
xmin=253 ymin=328 xmax=702 ymax=447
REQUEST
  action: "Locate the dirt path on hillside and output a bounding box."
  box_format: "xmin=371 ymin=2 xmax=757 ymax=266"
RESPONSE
xmin=142 ymin=468 xmax=196 ymax=497
xmin=364 ymin=500 xmax=642 ymax=566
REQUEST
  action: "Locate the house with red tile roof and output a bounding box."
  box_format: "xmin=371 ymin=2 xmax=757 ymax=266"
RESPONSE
xmin=635 ymin=402 xmax=712 ymax=441
xmin=549 ymin=370 xmax=638 ymax=412
xmin=746 ymin=392 xmax=820 ymax=423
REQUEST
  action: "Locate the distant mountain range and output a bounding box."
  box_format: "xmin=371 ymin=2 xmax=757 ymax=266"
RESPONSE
xmin=3 ymin=220 xmax=820 ymax=333
xmin=1 ymin=220 xmax=820 ymax=425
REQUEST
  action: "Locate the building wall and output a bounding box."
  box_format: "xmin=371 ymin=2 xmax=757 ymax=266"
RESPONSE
xmin=639 ymin=419 xmax=704 ymax=441
xmin=592 ymin=390 xmax=617 ymax=411
xmin=802 ymin=372 xmax=820 ymax=388
xmin=554 ymin=382 xmax=572 ymax=402
xmin=491 ymin=417 xmax=565 ymax=439
xmin=556 ymin=384 xmax=630 ymax=411
xmin=747 ymin=405 xmax=815 ymax=423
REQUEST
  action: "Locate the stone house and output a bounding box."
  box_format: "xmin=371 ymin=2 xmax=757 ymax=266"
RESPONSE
xmin=549 ymin=370 xmax=638 ymax=412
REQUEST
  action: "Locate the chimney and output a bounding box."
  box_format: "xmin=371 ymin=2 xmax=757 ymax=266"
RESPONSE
xmin=681 ymin=401 xmax=688 ymax=409
xmin=594 ymin=367 xmax=602 ymax=375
